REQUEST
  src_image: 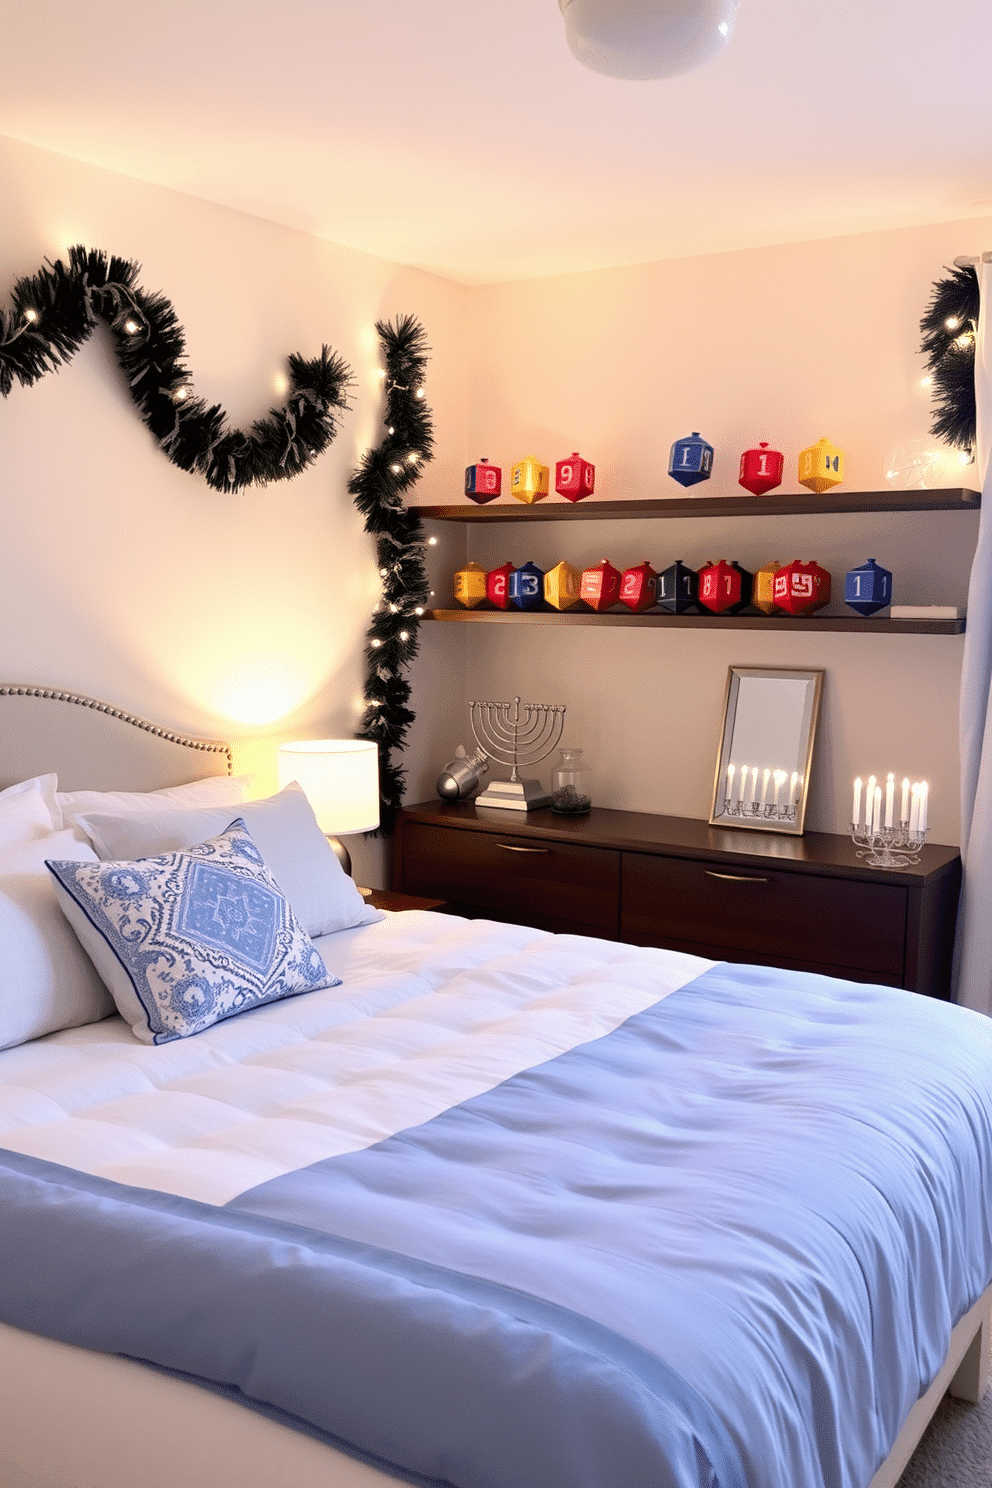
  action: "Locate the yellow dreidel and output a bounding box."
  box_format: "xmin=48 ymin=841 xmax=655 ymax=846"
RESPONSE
xmin=798 ymin=436 xmax=845 ymax=494
xmin=752 ymin=560 xmax=782 ymax=615
xmin=453 ymin=560 xmax=487 ymax=608
xmin=544 ymin=560 xmax=582 ymax=611
xmin=510 ymin=454 xmax=550 ymax=504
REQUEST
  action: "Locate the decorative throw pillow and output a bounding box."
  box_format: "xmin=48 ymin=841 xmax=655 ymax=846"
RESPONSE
xmin=56 ymin=773 xmax=252 ymax=832
xmin=0 ymin=774 xmax=61 ymax=847
xmin=47 ymin=821 xmax=338 ymax=1045
xmin=76 ymin=784 xmax=384 ymax=939
xmin=0 ymin=830 xmax=114 ymax=1051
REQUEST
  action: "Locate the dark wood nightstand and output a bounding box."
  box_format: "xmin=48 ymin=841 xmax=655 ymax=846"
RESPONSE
xmin=365 ymin=888 xmax=448 ymax=914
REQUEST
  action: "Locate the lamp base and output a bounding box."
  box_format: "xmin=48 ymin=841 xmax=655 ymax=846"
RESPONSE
xmin=326 ymin=835 xmax=352 ymax=877
xmin=474 ymin=779 xmax=552 ymax=811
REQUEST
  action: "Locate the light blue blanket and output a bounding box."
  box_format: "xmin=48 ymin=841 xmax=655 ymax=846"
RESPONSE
xmin=2 ymin=962 xmax=991 ymax=1488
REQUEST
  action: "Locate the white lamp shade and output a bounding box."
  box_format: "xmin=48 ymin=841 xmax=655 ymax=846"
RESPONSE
xmin=559 ymin=0 xmax=739 ymax=80
xmin=277 ymin=740 xmax=380 ymax=835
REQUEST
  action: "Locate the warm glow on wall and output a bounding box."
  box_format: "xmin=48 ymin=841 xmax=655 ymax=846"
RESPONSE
xmin=213 ymin=658 xmax=315 ymax=725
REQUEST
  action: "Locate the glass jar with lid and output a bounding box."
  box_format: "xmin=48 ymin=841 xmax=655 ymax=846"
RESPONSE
xmin=551 ymin=748 xmax=592 ymax=814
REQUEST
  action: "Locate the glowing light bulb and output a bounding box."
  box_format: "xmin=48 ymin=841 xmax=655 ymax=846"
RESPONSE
xmin=123 ymin=319 xmax=141 ymax=335
xmin=371 ymin=638 xmax=383 ymax=648
xmin=956 ymin=332 xmax=974 ymax=349
xmin=390 ymin=463 xmax=402 ymax=474
xmin=173 ymin=386 xmax=189 ymax=401
xmin=946 ymin=316 xmax=961 ymax=330
xmin=415 ymin=387 xmax=425 ymax=399
xmin=379 ymin=568 xmax=389 ymax=577
xmin=376 ymin=368 xmax=387 ymax=379
xmin=23 ymin=308 xmax=38 ymax=323
xmin=414 ymin=606 xmax=424 ymax=616
xmin=387 ymin=426 xmax=395 ymax=435
xmin=399 ymin=630 xmax=410 ymax=641
xmin=389 ymin=603 xmax=399 ymax=613
xmin=407 ymin=452 xmax=419 ymax=464
xmin=428 ymin=536 xmax=438 ymax=547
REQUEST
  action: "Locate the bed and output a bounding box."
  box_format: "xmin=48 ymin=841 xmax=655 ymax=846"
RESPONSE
xmin=0 ymin=684 xmax=989 ymax=1488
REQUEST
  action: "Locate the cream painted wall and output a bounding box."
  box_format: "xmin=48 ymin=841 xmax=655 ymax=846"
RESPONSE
xmin=410 ymin=219 xmax=992 ymax=845
xmin=1 ymin=135 xmax=469 ymax=887
xmin=3 ymin=132 xmax=985 ymax=858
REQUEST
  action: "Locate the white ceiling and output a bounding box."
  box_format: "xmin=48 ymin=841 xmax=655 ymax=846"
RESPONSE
xmin=2 ymin=0 xmax=991 ymax=284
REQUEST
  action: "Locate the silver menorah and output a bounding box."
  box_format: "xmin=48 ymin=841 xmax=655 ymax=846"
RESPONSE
xmin=470 ymin=695 xmax=566 ymax=811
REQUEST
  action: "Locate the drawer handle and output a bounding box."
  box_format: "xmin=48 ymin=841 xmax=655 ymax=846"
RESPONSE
xmin=495 ymin=843 xmax=552 ymax=854
xmin=704 ymin=870 xmax=770 ymax=883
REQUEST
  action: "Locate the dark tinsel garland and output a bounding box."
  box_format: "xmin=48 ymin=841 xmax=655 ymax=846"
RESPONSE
xmin=0 ymin=245 xmax=352 ymax=491
xmin=920 ymin=263 xmax=979 ymax=454
xmin=349 ymin=316 xmax=434 ymax=832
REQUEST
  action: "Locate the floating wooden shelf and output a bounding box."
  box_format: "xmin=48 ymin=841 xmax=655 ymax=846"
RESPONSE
xmin=416 ymin=487 xmax=980 ymax=523
xmin=426 ymin=609 xmax=965 ymax=635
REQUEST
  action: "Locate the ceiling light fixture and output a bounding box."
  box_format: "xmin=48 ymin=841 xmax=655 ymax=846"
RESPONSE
xmin=558 ymin=0 xmax=740 ymax=80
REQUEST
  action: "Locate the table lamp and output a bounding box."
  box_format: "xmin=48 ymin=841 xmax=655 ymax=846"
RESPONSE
xmin=276 ymin=739 xmax=380 ymax=877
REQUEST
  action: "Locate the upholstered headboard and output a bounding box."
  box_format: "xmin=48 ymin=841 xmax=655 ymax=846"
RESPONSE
xmin=0 ymin=685 xmax=233 ymax=792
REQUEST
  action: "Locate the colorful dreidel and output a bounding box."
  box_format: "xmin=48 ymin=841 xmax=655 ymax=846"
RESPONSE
xmin=544 ymin=560 xmax=582 ymax=611
xmin=580 ymin=558 xmax=622 ymax=612
xmin=508 ymin=559 xmax=545 ymax=610
xmin=698 ymin=559 xmax=753 ymax=615
xmin=464 ymin=457 xmax=502 ymax=504
xmin=619 ymin=560 xmax=658 ymax=613
xmin=752 ymin=560 xmax=782 ymax=615
xmin=739 ymin=441 xmax=784 ymax=497
xmin=845 ymin=557 xmax=892 ymax=617
xmin=555 ymin=451 xmax=596 ymax=502
xmin=772 ymin=559 xmax=832 ymax=616
xmin=454 ymin=560 xmax=487 ymax=609
xmin=486 ymin=560 xmax=515 ymax=610
xmin=668 ymin=432 xmax=714 ymax=488
xmin=510 ymin=454 xmax=550 ymax=505
xmin=657 ymin=559 xmax=699 ymax=613
xmin=798 ymin=437 xmax=845 ymax=494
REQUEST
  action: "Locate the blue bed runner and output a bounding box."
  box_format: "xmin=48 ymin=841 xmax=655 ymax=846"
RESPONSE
xmin=2 ymin=961 xmax=991 ymax=1488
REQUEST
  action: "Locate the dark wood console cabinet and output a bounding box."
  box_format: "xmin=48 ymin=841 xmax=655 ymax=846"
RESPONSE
xmin=393 ymin=802 xmax=961 ymax=999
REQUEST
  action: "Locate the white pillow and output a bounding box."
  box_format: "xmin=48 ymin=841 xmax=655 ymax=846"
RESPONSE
xmin=0 ymin=775 xmax=61 ymax=847
xmin=57 ymin=773 xmax=251 ymax=830
xmin=47 ymin=821 xmax=337 ymax=1044
xmin=77 ymin=785 xmax=384 ymax=939
xmin=0 ymin=830 xmax=114 ymax=1051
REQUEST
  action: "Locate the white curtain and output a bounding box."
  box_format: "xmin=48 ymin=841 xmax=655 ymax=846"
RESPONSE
xmin=955 ymin=254 xmax=992 ymax=1014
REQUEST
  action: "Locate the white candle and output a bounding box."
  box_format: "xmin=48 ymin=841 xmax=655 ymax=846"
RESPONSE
xmin=774 ymin=769 xmax=786 ymax=810
xmin=919 ymin=781 xmax=928 ymax=832
xmin=727 ymin=763 xmax=735 ymax=804
xmin=867 ymin=775 xmax=877 ymax=812
xmin=872 ymin=785 xmax=882 ymax=834
xmin=909 ymin=783 xmax=920 ymax=834
xmin=901 ymin=777 xmax=910 ymax=825
xmin=750 ymin=766 xmax=759 ymax=807
xmin=791 ymin=771 xmax=799 ymax=805
xmin=760 ymin=767 xmax=771 ymax=807
xmin=885 ymin=772 xmax=895 ymax=829
xmin=852 ymin=776 xmax=862 ymax=827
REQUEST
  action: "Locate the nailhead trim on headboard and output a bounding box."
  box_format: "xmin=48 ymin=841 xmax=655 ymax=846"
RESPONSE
xmin=0 ymin=685 xmax=234 ymax=775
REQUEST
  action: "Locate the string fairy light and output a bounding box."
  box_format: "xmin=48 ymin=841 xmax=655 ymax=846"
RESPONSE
xmin=0 ymin=244 xmax=352 ymax=488
xmin=349 ymin=314 xmax=434 ymax=832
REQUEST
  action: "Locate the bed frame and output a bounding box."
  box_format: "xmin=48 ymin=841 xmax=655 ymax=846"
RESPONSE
xmin=0 ymin=684 xmax=988 ymax=1488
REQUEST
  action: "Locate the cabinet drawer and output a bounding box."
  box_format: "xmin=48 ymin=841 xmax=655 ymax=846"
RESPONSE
xmin=399 ymin=823 xmax=619 ymax=935
xmin=621 ymin=852 xmax=906 ymax=978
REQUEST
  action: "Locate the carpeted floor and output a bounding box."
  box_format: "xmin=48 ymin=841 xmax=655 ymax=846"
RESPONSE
xmin=897 ymin=1339 xmax=991 ymax=1487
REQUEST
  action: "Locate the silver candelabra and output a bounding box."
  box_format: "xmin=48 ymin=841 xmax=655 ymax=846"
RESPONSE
xmin=851 ymin=821 xmax=927 ymax=869
xmin=470 ymin=695 xmax=565 ymax=811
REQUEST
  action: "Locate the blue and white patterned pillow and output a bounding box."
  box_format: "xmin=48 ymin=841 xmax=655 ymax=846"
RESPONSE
xmin=47 ymin=820 xmax=338 ymax=1044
